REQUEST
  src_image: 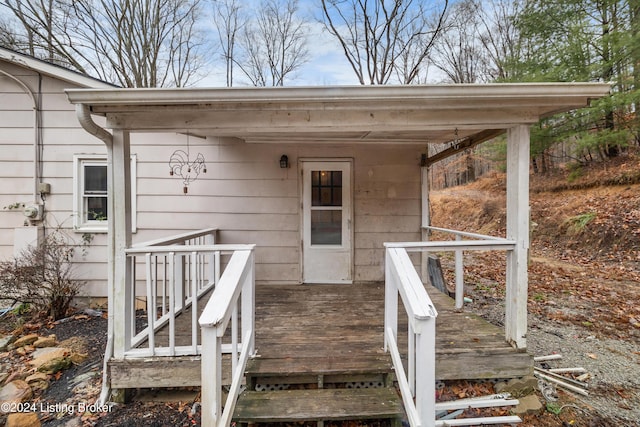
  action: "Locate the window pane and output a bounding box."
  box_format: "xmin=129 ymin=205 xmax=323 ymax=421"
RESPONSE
xmin=86 ymin=196 xmax=108 ymax=221
xmin=311 ymin=170 xmax=342 ymax=207
xmin=85 ymin=165 xmax=107 ymax=194
xmin=311 ymin=210 xmax=341 ymax=245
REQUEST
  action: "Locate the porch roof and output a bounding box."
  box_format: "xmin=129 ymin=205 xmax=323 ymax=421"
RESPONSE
xmin=66 ymin=83 xmax=610 ymax=147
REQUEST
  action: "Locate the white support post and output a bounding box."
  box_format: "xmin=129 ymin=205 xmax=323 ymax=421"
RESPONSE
xmin=111 ymin=129 xmax=132 ymax=359
xmin=384 ymin=249 xmax=398 ymax=352
xmin=415 ymin=317 xmax=436 ymax=427
xmin=506 ymin=125 xmax=530 ymax=349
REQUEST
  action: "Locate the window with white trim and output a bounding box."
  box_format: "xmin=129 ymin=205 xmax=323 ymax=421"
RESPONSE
xmin=73 ymin=154 xmax=137 ymax=232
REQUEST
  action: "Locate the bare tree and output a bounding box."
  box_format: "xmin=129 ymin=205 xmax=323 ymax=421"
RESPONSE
xmin=213 ymin=0 xmax=246 ymax=87
xmin=431 ymin=0 xmax=484 ymax=83
xmin=477 ymin=0 xmax=524 ymax=82
xmin=1 ymin=0 xmax=210 ymax=88
xmin=1 ymin=0 xmax=76 ymax=65
xmin=319 ymin=0 xmax=449 ymax=85
xmin=237 ymin=0 xmax=309 ymax=86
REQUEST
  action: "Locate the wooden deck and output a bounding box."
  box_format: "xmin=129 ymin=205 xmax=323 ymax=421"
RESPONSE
xmin=110 ymin=282 xmax=532 ymax=389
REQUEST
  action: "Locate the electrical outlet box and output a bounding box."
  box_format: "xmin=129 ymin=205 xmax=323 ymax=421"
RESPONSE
xmin=38 ymin=182 xmax=51 ymax=194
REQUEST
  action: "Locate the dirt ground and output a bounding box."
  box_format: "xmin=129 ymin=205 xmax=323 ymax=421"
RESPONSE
xmin=2 ymin=154 xmax=639 ymax=426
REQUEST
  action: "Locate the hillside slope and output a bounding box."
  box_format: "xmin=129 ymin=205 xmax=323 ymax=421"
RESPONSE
xmin=431 ymin=154 xmax=640 ymax=339
xmin=430 ymin=154 xmax=640 ymax=425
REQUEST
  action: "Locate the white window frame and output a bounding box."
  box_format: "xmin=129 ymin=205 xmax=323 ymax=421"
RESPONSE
xmin=73 ymin=154 xmax=137 ymax=233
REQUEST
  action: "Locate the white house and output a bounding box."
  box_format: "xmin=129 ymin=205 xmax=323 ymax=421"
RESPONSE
xmin=2 ymin=47 xmax=610 ymax=426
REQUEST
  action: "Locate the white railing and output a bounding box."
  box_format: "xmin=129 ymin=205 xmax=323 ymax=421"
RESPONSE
xmin=385 ymin=239 xmax=521 ymax=426
xmin=413 ymin=226 xmax=516 ymax=309
xmin=123 ymin=228 xmax=248 ymax=357
xmin=385 ymin=246 xmax=438 ymax=427
xmin=199 ymin=249 xmax=255 ymax=427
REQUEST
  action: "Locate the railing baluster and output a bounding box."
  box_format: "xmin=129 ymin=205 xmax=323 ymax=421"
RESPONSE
xmin=455 ymin=235 xmax=464 ymax=309
xmin=145 ymin=253 xmax=156 ymax=355
xmin=161 ymin=256 xmax=167 ymax=316
xmin=408 ymin=320 xmax=415 ymax=396
xmin=191 ymin=251 xmax=198 ymax=353
xmin=126 ymin=255 xmax=135 ymax=352
xmin=231 ymin=301 xmax=238 ymax=374
xmin=168 ymin=252 xmax=176 ymax=356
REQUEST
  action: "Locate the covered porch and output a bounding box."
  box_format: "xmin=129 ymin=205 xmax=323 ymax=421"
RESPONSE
xmin=65 ymin=83 xmax=610 ymax=426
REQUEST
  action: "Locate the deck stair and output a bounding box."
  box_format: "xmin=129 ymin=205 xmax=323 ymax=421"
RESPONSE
xmin=233 ymin=354 xmax=404 ymax=424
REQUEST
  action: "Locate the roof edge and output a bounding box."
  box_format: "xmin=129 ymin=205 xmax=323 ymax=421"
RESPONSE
xmin=65 ymin=82 xmax=611 ymax=106
xmin=0 ymin=47 xmax=116 ymax=89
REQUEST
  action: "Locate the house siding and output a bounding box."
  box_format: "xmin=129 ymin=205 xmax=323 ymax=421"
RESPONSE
xmin=2 ymin=58 xmax=424 ymax=297
xmin=129 ymin=136 xmax=422 ymax=285
xmin=0 ymin=60 xmax=110 ymax=299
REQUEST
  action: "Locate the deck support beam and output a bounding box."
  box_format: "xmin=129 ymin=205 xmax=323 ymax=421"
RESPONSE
xmin=505 ymin=125 xmax=530 ymax=349
xmin=111 ymin=129 xmax=133 ymax=359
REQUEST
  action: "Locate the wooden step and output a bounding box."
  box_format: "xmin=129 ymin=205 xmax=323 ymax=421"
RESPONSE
xmin=233 ymin=388 xmax=404 ymax=423
xmin=246 ymin=354 xmax=393 ymax=377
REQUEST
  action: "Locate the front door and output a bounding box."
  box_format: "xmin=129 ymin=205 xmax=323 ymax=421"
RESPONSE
xmin=302 ymin=160 xmax=352 ymax=284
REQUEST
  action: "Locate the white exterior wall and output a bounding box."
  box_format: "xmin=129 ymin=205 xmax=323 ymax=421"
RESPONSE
xmin=2 ymin=59 xmax=424 ymax=297
xmin=131 ymin=135 xmax=422 ymax=284
xmin=0 ymin=60 xmax=112 ymax=299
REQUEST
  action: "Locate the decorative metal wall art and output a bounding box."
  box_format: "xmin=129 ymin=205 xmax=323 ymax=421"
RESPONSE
xmin=169 ymin=133 xmax=207 ymax=194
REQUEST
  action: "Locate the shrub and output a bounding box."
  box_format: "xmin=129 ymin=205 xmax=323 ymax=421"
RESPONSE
xmin=0 ymin=231 xmax=83 ymax=320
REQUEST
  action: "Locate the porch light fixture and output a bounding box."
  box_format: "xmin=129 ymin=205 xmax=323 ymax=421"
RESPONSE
xmin=280 ymin=155 xmax=289 ymax=169
xmin=169 ymin=132 xmax=207 ymax=194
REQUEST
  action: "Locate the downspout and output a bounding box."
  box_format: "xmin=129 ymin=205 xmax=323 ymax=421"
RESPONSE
xmin=75 ymin=104 xmax=114 ymax=406
xmin=76 ymin=104 xmax=112 ymax=147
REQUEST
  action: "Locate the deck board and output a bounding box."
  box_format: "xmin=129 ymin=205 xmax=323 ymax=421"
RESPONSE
xmin=145 ymin=282 xmax=531 ymax=382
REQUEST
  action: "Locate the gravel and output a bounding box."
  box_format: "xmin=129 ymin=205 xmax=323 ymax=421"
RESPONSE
xmin=527 ymin=319 xmax=640 ymax=426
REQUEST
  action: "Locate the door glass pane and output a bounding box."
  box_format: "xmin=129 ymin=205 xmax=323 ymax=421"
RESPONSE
xmin=311 ymin=210 xmax=342 ymax=245
xmin=311 ymin=171 xmax=342 ymax=207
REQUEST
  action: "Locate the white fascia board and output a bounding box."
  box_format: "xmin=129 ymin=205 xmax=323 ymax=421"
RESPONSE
xmin=65 ymin=82 xmax=611 ymax=108
xmin=0 ymin=47 xmax=115 ymax=89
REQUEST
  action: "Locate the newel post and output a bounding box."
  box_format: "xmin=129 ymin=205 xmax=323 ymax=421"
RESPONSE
xmin=505 ymin=125 xmax=530 ymax=349
xmin=415 ymin=316 xmax=436 ymax=427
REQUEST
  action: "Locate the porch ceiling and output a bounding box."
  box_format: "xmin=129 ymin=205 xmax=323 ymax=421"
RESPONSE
xmin=66 ymin=83 xmax=610 ymax=146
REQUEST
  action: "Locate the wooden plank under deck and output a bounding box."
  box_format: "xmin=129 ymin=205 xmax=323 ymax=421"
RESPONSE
xmin=110 ymin=282 xmax=531 ymax=389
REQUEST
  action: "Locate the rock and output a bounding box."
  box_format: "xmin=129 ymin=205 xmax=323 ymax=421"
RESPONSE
xmin=13 ymin=334 xmax=39 ymax=348
xmin=69 ymin=352 xmax=89 ymax=365
xmin=58 ymin=337 xmax=87 ymax=355
xmin=0 ymin=335 xmax=16 ymax=352
xmin=30 ymin=347 xmax=71 ymax=374
xmin=0 ymin=380 xmax=32 ymax=404
xmin=32 ymin=347 xmax=63 ymax=360
xmin=83 ymin=308 xmax=103 ymax=317
xmin=513 ymin=393 xmax=543 ymax=415
xmin=63 ymin=417 xmax=82 ymax=427
xmin=33 ymin=336 xmax=57 ymax=348
xmin=5 ymin=412 xmax=41 ymax=427
xmin=0 ymin=372 xmax=8 ymax=385
xmin=25 ymin=372 xmax=50 ymax=391
xmin=495 ymin=375 xmax=538 ymax=398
